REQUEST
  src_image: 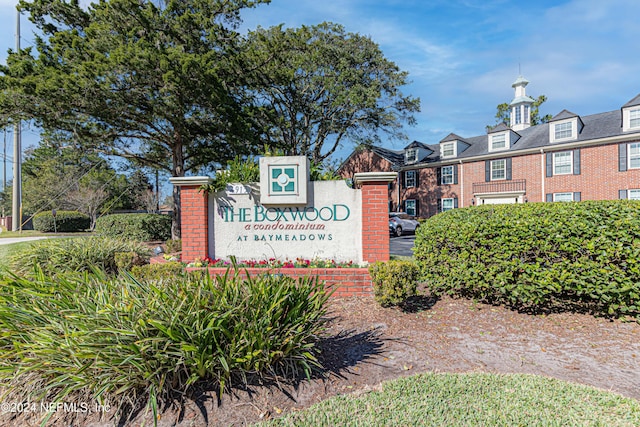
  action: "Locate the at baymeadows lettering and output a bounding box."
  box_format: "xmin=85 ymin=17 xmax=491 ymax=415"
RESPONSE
xmin=221 ymin=204 xmax=351 ymax=223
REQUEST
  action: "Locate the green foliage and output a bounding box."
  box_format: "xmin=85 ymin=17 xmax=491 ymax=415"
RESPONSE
xmin=164 ymin=239 xmax=182 ymax=254
xmin=32 ymin=210 xmax=90 ymax=232
xmin=10 ymin=236 xmax=151 ymax=275
xmin=369 ymin=260 xmax=419 ymax=307
xmin=0 ymin=268 xmax=330 ymax=425
xmin=414 ymin=201 xmax=640 ymax=318
xmin=114 ymin=251 xmax=148 ymax=271
xmin=244 ymin=22 xmax=420 ymax=163
xmin=130 ymin=262 xmax=185 ymax=282
xmin=207 ymin=155 xmax=261 ymax=192
xmin=95 ymin=213 xmax=171 ymax=242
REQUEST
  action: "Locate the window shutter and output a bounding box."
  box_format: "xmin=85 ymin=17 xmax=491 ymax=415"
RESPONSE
xmin=506 ymin=158 xmax=512 ymax=181
xmin=415 ymin=202 xmax=420 ymax=217
xmin=546 ymin=153 xmax=553 ymax=177
xmin=619 ymin=189 xmax=628 ymax=199
xmin=546 ymin=193 xmax=553 ymax=202
xmin=415 ymin=170 xmax=420 ymax=188
xmin=436 ymin=167 xmax=442 ymax=186
xmin=573 ymin=192 xmax=581 ymax=202
xmin=573 ymin=149 xmax=581 ymax=175
xmin=485 ymin=160 xmax=490 ymax=182
xmin=453 ymin=165 xmax=458 ymax=185
xmin=453 ymin=198 xmax=459 ymax=209
xmin=436 ymin=199 xmax=442 ymax=213
xmin=401 ymin=171 xmax=406 ymax=188
xmin=620 ymin=143 xmax=628 ymax=172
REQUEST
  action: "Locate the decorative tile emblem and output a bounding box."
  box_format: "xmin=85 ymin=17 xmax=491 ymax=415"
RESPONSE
xmin=260 ymin=156 xmax=309 ymax=205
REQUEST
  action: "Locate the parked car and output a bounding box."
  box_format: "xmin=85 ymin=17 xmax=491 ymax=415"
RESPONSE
xmin=389 ymin=212 xmax=419 ymax=237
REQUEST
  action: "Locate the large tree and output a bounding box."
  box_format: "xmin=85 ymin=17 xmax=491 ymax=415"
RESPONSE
xmin=244 ymin=22 xmax=420 ymax=163
xmin=0 ymin=0 xmax=268 ymax=238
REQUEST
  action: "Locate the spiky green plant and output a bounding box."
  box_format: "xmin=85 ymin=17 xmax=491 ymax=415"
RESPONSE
xmin=0 ymin=268 xmax=329 ymax=426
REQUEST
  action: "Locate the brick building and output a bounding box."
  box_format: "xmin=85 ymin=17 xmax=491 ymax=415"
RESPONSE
xmin=339 ymin=76 xmax=640 ymax=218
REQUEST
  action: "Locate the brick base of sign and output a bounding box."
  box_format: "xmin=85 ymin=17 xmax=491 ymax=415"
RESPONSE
xmin=186 ymin=267 xmax=373 ymax=297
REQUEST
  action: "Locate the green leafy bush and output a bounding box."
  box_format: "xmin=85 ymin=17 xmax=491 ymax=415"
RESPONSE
xmin=369 ymin=260 xmax=419 ymax=307
xmin=414 ymin=201 xmax=640 ymax=318
xmin=165 ymin=238 xmax=182 ymax=253
xmin=0 ymin=268 xmax=330 ymax=425
xmin=10 ymin=236 xmax=151 ymax=275
xmin=95 ymin=213 xmax=171 ymax=241
xmin=32 ymin=210 xmax=90 ymax=232
xmin=130 ymin=261 xmax=184 ymax=281
xmin=114 ymin=251 xmax=148 ymax=271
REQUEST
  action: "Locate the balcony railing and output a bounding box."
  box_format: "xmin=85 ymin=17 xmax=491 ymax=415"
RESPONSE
xmin=472 ymin=179 xmax=526 ymax=194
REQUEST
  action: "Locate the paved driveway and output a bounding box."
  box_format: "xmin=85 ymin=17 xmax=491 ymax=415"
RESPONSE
xmin=389 ymin=234 xmax=415 ymax=257
xmin=0 ymin=236 xmax=51 ymax=246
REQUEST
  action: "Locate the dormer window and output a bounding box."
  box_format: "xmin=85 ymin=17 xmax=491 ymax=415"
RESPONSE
xmin=405 ymin=148 xmax=418 ymax=164
xmin=631 ymin=110 xmax=640 ymax=128
xmin=490 ymin=133 xmax=507 ymax=151
xmin=624 ymin=108 xmax=640 ymax=131
xmin=554 ymin=122 xmax=572 ymax=140
xmin=441 ymin=142 xmax=456 ymax=158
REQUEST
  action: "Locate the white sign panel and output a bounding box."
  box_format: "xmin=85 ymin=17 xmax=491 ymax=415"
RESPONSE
xmin=210 ymin=180 xmax=363 ymax=263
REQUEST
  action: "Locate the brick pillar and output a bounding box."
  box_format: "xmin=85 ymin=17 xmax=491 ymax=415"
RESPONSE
xmin=169 ymin=177 xmax=213 ymax=263
xmin=354 ymin=172 xmax=397 ymax=264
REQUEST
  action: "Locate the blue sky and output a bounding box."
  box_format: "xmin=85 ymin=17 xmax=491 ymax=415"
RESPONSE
xmin=1 ymin=0 xmax=640 ymax=187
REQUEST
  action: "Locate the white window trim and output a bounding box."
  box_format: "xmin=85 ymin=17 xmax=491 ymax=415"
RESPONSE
xmin=553 ymin=151 xmax=573 ymax=175
xmin=489 ymin=132 xmax=508 ymax=152
xmin=629 ymin=143 xmax=640 ymax=169
xmin=441 ymin=198 xmax=455 ymax=212
xmin=441 ymin=165 xmax=454 ymax=184
xmin=441 ymin=142 xmax=456 ymax=158
xmin=405 ymin=199 xmax=417 ymax=216
xmin=628 ymin=189 xmax=640 ymax=200
xmin=550 ymin=118 xmax=577 ymax=143
xmin=405 ymin=170 xmax=417 ymax=188
xmin=405 ymin=148 xmax=418 ymax=163
xmin=553 ymin=192 xmax=574 ymax=202
xmin=490 ymin=159 xmax=506 ymax=181
xmin=623 ymin=107 xmax=640 ymax=132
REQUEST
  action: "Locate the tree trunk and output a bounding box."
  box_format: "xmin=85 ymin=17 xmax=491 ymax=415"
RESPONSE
xmin=171 ymin=136 xmax=185 ymax=240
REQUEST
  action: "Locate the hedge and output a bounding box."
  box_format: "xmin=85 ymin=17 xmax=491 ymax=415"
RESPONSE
xmin=32 ymin=210 xmax=90 ymax=232
xmin=95 ymin=213 xmax=171 ymax=242
xmin=414 ymin=201 xmax=640 ymax=318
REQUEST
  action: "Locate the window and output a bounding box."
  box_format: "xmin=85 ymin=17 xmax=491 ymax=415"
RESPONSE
xmin=553 ymin=192 xmax=574 ymax=202
xmin=629 ymin=189 xmax=640 ymax=200
xmin=514 ymin=106 xmax=522 ymax=125
xmin=554 ymin=122 xmax=573 ymax=140
xmin=553 ymin=151 xmax=573 ymax=175
xmin=441 ymin=142 xmax=455 ymax=158
xmin=524 ymin=105 xmax=529 ymax=123
xmin=630 ymin=143 xmax=640 ymax=169
xmin=490 ymin=159 xmax=506 ymax=181
xmin=404 ymin=170 xmax=416 ymax=188
xmin=490 ymin=133 xmax=507 ymax=151
xmin=630 ymin=109 xmax=640 ymax=129
xmin=441 ymin=165 xmax=454 ymax=184
xmin=405 ymin=199 xmax=416 ymax=216
xmin=405 ymin=149 xmax=417 ymax=163
xmin=441 ymin=198 xmax=455 ymax=212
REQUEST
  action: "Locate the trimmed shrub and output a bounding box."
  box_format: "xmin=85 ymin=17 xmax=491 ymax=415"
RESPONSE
xmin=95 ymin=213 xmax=171 ymax=242
xmin=114 ymin=251 xmax=148 ymax=271
xmin=414 ymin=201 xmax=640 ymax=318
xmin=369 ymin=260 xmax=420 ymax=307
xmin=32 ymin=210 xmax=90 ymax=232
xmin=130 ymin=262 xmax=184 ymax=281
xmin=10 ymin=236 xmax=151 ymax=275
xmin=0 ymin=269 xmax=329 ymax=425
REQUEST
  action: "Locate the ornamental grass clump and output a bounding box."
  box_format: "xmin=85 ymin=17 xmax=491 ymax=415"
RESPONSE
xmin=9 ymin=236 xmax=151 ymax=275
xmin=0 ymin=267 xmax=330 ymax=426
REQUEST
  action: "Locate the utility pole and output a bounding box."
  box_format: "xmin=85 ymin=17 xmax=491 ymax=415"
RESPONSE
xmin=11 ymin=8 xmax=21 ymax=231
xmin=2 ymin=128 xmax=6 ymax=192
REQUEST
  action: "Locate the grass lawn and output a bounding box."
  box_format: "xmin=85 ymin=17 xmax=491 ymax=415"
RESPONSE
xmin=0 ymin=230 xmax=93 ymax=239
xmin=258 ymin=372 xmax=640 ymax=427
xmin=0 ymin=241 xmax=39 ymax=269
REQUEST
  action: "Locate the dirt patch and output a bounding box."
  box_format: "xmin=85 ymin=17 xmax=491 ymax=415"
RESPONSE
xmin=3 ymin=294 xmax=639 ymax=426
